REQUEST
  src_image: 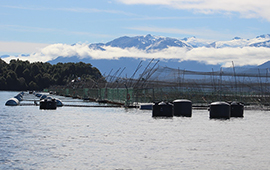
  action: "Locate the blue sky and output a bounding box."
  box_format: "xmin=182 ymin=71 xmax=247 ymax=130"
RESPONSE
xmin=1 ymin=0 xmax=270 ymax=66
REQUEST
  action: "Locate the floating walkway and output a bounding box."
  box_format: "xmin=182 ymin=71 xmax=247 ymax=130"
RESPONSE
xmin=64 ymin=104 xmax=122 ymax=108
xmin=19 ymin=103 xmax=131 ymax=108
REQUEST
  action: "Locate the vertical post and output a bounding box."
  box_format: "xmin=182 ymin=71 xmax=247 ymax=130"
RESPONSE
xmin=232 ymin=61 xmax=237 ymax=100
xmin=152 ymin=88 xmax=155 ymax=102
xmin=178 ymin=67 xmax=181 ymax=91
xmin=124 ymin=83 xmax=129 ymax=107
xmin=117 ymin=81 xmax=119 ymax=102
xmin=219 ymin=67 xmax=223 ymax=101
xmin=266 ymin=68 xmax=268 ymax=93
xmin=212 ymin=68 xmax=216 ymax=94
xmin=258 ymin=69 xmax=263 ymax=100
xmin=182 ymin=69 xmax=185 ymax=95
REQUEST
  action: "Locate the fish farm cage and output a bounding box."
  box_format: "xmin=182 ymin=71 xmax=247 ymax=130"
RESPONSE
xmin=48 ymin=63 xmax=270 ymax=107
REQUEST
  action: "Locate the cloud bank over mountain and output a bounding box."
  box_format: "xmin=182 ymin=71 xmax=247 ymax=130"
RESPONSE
xmin=2 ymin=34 xmax=270 ymax=67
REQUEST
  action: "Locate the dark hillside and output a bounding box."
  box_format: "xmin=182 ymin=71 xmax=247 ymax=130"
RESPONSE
xmin=0 ymin=58 xmax=102 ymax=91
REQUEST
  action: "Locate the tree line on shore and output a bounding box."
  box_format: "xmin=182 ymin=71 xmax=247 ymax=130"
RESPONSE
xmin=0 ymin=58 xmax=102 ymax=91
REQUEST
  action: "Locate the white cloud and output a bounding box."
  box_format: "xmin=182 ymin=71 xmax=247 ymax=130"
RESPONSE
xmin=117 ymin=0 xmax=270 ymax=21
xmin=2 ymin=43 xmax=270 ymax=67
xmin=2 ymin=5 xmax=135 ymax=16
xmin=0 ymin=41 xmax=49 ymax=54
xmin=185 ymin=47 xmax=270 ymax=67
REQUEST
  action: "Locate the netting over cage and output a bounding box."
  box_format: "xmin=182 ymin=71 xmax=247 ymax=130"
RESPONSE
xmin=49 ymin=62 xmax=270 ymax=105
xmin=145 ymin=66 xmax=270 ymax=82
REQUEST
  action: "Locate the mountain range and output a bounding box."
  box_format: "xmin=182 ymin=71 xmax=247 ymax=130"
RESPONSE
xmin=49 ymin=34 xmax=270 ymax=77
xmin=88 ymin=34 xmax=270 ymax=50
xmin=2 ymin=34 xmax=270 ymax=77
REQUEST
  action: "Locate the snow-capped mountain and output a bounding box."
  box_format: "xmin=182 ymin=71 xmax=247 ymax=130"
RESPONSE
xmin=207 ymin=37 xmax=250 ymax=48
xmin=89 ymin=34 xmax=192 ymax=51
xmin=256 ymin=34 xmax=270 ymax=39
xmin=249 ymin=40 xmax=270 ymax=47
xmin=181 ymin=36 xmax=212 ymax=48
xmin=87 ymin=34 xmax=270 ymax=51
xmin=206 ymin=34 xmax=270 ymax=48
xmin=56 ymin=34 xmax=270 ymax=76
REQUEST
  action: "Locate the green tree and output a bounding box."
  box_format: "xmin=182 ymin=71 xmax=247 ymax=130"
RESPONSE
xmin=0 ymin=76 xmax=7 ymax=90
xmin=15 ymin=64 xmax=24 ymax=78
xmin=18 ymin=77 xmax=27 ymax=90
xmin=29 ymin=81 xmax=39 ymax=90
xmin=23 ymin=68 xmax=31 ymax=83
xmin=42 ymin=73 xmax=52 ymax=88
xmin=6 ymin=70 xmax=19 ymax=90
xmin=9 ymin=59 xmax=17 ymax=71
xmin=0 ymin=58 xmax=103 ymax=91
xmin=31 ymin=63 xmax=41 ymax=76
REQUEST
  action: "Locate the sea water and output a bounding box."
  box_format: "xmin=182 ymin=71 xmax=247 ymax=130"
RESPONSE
xmin=1 ymin=91 xmax=270 ymax=169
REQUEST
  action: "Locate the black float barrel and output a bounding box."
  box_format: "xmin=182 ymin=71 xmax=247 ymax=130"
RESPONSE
xmin=40 ymin=99 xmax=57 ymax=110
xmin=39 ymin=99 xmax=46 ymax=109
xmin=152 ymin=101 xmax=173 ymax=117
xmin=209 ymin=101 xmax=230 ymax=119
xmin=173 ymin=99 xmax=192 ymax=117
xmin=152 ymin=102 xmax=160 ymax=117
xmin=230 ymin=102 xmax=244 ymax=117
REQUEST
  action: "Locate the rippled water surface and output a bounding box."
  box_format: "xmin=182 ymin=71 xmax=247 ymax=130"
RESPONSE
xmin=1 ymin=91 xmax=270 ymax=169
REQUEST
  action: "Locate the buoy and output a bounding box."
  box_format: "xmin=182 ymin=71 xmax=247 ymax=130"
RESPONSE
xmin=5 ymin=98 xmax=20 ymax=106
xmin=230 ymin=102 xmax=244 ymax=117
xmin=40 ymin=94 xmax=47 ymax=100
xmin=14 ymin=94 xmax=23 ymax=101
xmin=173 ymin=99 xmax=192 ymax=117
xmin=152 ymin=101 xmax=173 ymax=117
xmin=35 ymin=93 xmax=42 ymax=97
xmin=55 ymin=98 xmax=63 ymax=107
xmin=209 ymin=101 xmax=230 ymax=119
xmin=45 ymin=96 xmax=53 ymax=99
